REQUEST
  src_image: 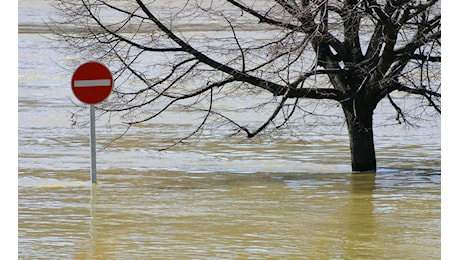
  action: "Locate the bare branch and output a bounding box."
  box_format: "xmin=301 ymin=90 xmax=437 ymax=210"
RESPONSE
xmin=81 ymin=0 xmax=183 ymax=53
xmin=135 ymin=0 xmax=291 ymax=96
xmin=395 ymin=83 xmax=441 ymax=98
xmin=159 ymin=88 xmax=215 ymax=151
xmin=387 ymin=94 xmax=409 ymax=125
xmin=226 ymin=0 xmax=300 ymax=31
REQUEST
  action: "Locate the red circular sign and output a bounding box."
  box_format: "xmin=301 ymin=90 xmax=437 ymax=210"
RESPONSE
xmin=71 ymin=62 xmax=113 ymax=104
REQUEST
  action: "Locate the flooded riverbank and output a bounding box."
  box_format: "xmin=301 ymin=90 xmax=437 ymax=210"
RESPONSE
xmin=18 ymin=0 xmax=440 ymax=259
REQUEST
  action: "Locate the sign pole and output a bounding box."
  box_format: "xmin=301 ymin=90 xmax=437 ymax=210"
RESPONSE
xmin=90 ymin=104 xmax=97 ymax=184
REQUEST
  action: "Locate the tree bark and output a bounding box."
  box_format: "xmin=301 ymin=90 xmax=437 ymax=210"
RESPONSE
xmin=342 ymin=102 xmax=377 ymax=172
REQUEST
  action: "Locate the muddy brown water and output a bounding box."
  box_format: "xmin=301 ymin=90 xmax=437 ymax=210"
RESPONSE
xmin=19 ymin=1 xmax=440 ymax=259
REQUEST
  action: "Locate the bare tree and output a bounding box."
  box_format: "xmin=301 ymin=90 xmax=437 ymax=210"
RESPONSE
xmin=51 ymin=0 xmax=441 ymax=171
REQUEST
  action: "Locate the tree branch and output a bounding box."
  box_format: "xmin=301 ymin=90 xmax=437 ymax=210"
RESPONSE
xmin=226 ymin=0 xmax=300 ymax=31
xmin=396 ymin=83 xmax=441 ymax=98
xmin=135 ymin=0 xmax=292 ymax=96
xmin=159 ymin=88 xmax=215 ymax=151
xmin=387 ymin=93 xmax=409 ymax=124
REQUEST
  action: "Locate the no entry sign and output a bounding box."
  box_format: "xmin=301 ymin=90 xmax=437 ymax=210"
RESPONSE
xmin=71 ymin=62 xmax=113 ymax=183
xmin=71 ymin=62 xmax=113 ymax=104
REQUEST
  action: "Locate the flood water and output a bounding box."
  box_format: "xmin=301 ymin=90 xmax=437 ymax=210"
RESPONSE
xmin=19 ymin=0 xmax=440 ymax=259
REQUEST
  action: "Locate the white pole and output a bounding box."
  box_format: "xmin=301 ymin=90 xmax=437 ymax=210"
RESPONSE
xmin=90 ymin=104 xmax=97 ymax=183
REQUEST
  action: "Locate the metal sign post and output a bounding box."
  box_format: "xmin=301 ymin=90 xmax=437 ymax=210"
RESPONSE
xmin=90 ymin=104 xmax=97 ymax=183
xmin=71 ymin=62 xmax=113 ymax=184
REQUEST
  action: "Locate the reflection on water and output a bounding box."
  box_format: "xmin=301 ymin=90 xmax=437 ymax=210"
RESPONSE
xmin=19 ymin=0 xmax=440 ymax=259
xmin=19 ymin=170 xmax=440 ymax=259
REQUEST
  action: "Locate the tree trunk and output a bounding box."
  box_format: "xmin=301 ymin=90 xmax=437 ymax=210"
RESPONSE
xmin=342 ymin=103 xmax=377 ymax=172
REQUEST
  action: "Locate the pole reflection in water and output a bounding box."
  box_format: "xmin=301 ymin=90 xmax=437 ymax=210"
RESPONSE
xmin=89 ymin=184 xmax=96 ymax=259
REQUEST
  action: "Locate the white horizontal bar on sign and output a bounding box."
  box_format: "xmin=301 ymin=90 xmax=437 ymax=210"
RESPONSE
xmin=74 ymin=79 xmax=111 ymax=87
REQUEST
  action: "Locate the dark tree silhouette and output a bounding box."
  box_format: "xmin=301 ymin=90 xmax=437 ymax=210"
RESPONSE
xmin=52 ymin=0 xmax=441 ymax=171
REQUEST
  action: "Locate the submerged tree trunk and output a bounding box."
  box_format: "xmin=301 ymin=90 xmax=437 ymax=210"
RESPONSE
xmin=342 ymin=101 xmax=377 ymax=172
